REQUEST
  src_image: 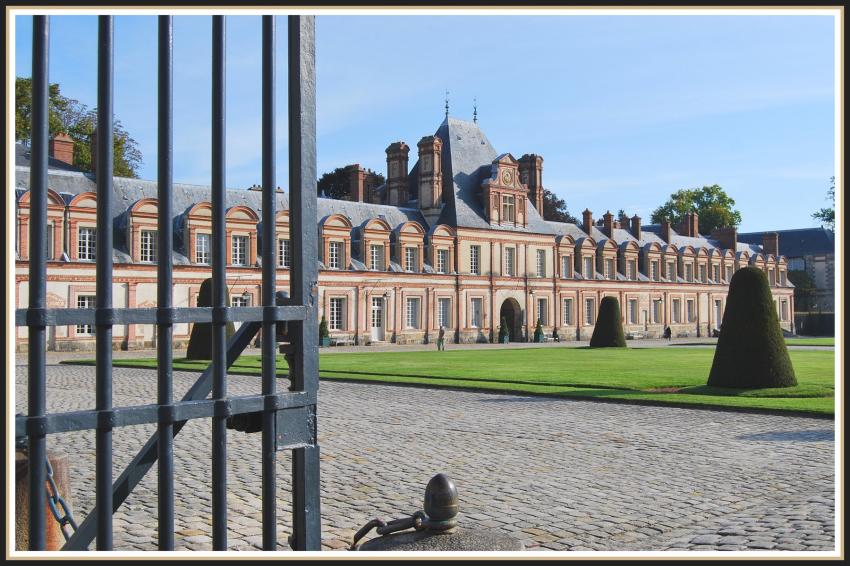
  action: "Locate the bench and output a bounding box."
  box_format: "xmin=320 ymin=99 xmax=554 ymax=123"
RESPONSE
xmin=330 ymin=338 xmax=355 ymax=347
xmin=626 ymin=332 xmax=647 ymax=340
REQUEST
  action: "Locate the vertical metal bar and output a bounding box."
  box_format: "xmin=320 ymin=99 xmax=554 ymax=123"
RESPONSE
xmin=95 ymin=15 xmax=114 ymax=550
xmin=210 ymin=14 xmax=228 ymax=551
xmin=288 ymin=14 xmax=321 ymax=551
xmin=260 ymin=14 xmax=278 ymax=551
xmin=27 ymin=14 xmax=49 ymax=551
xmin=156 ymin=15 xmax=175 ymax=551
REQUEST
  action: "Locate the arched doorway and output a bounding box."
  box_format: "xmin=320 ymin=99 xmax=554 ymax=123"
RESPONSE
xmin=499 ymin=298 xmax=523 ymax=342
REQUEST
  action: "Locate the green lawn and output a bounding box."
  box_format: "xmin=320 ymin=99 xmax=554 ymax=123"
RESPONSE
xmin=63 ymin=346 xmax=835 ymax=416
xmin=784 ymin=337 xmax=835 ymax=346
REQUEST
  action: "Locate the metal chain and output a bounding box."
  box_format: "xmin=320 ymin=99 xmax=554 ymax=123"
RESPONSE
xmin=16 ymin=432 xmax=79 ymax=542
xmin=350 ymin=510 xmax=427 ymax=550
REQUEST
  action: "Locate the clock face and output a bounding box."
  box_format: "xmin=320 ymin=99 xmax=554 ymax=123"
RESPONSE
xmin=501 ymin=170 xmax=513 ymax=185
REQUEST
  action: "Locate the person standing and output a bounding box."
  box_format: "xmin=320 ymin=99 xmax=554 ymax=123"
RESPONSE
xmin=437 ymin=325 xmax=445 ymax=351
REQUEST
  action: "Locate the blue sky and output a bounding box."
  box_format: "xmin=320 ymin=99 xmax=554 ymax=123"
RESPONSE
xmin=14 ymin=14 xmax=836 ymax=232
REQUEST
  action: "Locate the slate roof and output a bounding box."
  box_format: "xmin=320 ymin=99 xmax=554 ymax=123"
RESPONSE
xmin=738 ymin=228 xmax=835 ymax=257
xmin=15 ymin=142 xmax=84 ymax=173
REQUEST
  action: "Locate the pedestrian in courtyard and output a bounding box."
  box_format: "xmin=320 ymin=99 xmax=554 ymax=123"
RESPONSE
xmin=437 ymin=326 xmax=445 ymax=351
xmin=664 ymin=326 xmax=672 ymax=341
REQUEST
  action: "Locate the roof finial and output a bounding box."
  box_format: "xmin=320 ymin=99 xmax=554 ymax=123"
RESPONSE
xmin=445 ymin=90 xmax=449 ymax=118
xmin=473 ymin=97 xmax=477 ymax=123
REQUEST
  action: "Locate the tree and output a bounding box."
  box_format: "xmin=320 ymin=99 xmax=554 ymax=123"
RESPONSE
xmin=533 ymin=318 xmax=544 ymax=342
xmin=541 ymin=189 xmax=577 ymax=223
xmin=186 ymin=278 xmax=236 ymax=360
xmin=707 ymin=267 xmax=796 ymax=388
xmin=589 ymin=296 xmax=627 ymax=348
xmin=15 ymin=77 xmax=143 ymax=178
xmin=317 ymin=166 xmax=385 ymax=200
xmin=650 ymin=185 xmax=742 ymax=234
xmin=498 ymin=316 xmax=509 ymax=343
xmin=787 ymin=269 xmax=816 ymax=311
xmin=812 ymin=177 xmax=835 ymax=231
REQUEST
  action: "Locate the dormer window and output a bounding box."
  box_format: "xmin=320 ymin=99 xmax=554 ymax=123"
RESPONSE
xmin=196 ymin=233 xmax=210 ymax=264
xmin=502 ymin=195 xmax=516 ymax=223
xmin=536 ymin=249 xmax=546 ymax=278
xmin=328 ymin=241 xmax=342 ymax=269
xmin=561 ymin=255 xmax=572 ymax=278
xmin=370 ymin=243 xmax=384 ymax=270
xmin=140 ymin=230 xmax=158 ymax=263
xmin=278 ymin=238 xmax=291 ymax=268
xmin=405 ymin=247 xmax=417 ymax=272
xmin=437 ymin=249 xmax=449 ymax=274
xmin=584 ymin=256 xmax=593 ymax=278
xmin=79 ymin=227 xmax=97 ymax=261
xmin=232 ymin=235 xmax=248 ymax=266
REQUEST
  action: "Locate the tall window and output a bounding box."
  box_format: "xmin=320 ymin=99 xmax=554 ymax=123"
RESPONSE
xmin=536 ymin=298 xmax=548 ymax=325
xmin=563 ymin=298 xmax=573 ymax=325
xmin=667 ymin=260 xmax=676 ymax=281
xmin=46 ymin=222 xmax=54 ymax=260
xmin=686 ymin=299 xmax=695 ymax=322
xmin=370 ymin=244 xmax=384 ymax=271
xmin=561 ymin=255 xmax=572 ymax=278
xmin=406 ymin=297 xmax=421 ymax=329
xmin=404 ymin=247 xmax=416 ymax=272
xmin=605 ymin=258 xmax=615 ymax=280
xmin=438 ymin=298 xmax=451 ymax=328
xmin=628 ymin=299 xmax=638 ymax=324
xmin=536 ymin=249 xmax=546 ymax=278
xmin=470 ymin=245 xmax=481 ymax=275
xmin=76 ymin=295 xmax=96 ymax=335
xmin=328 ymin=241 xmax=342 ymax=269
xmin=232 ymin=235 xmax=248 ymax=266
xmin=437 ymin=249 xmax=449 ymax=274
xmin=504 ymin=247 xmax=516 ymax=277
xmin=712 ymin=265 xmax=720 ymax=283
xmin=140 ymin=230 xmax=158 ymax=263
xmin=768 ymin=268 xmax=776 ymax=286
xmin=672 ymin=299 xmax=681 ymax=323
xmin=652 ymin=300 xmax=662 ymax=324
xmin=196 ymin=233 xmax=210 ymax=264
xmin=651 ymin=261 xmax=659 ymax=281
xmin=584 ymin=256 xmax=593 ymax=279
xmin=279 ymin=238 xmax=291 ymax=268
xmin=329 ymin=297 xmax=345 ymax=330
xmin=628 ymin=260 xmax=637 ymax=281
xmin=685 ymin=263 xmax=693 ymax=282
xmin=780 ymin=270 xmax=786 ymax=286
xmin=584 ymin=298 xmax=595 ymax=325
xmin=502 ymin=195 xmax=515 ymax=223
xmin=470 ymin=298 xmax=483 ymax=328
xmin=699 ymin=264 xmax=707 ymax=283
xmin=780 ymin=300 xmax=788 ymax=321
xmin=78 ymin=227 xmax=96 ymax=261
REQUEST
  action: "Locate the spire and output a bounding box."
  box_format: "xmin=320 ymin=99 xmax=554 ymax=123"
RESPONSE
xmin=473 ymin=97 xmax=477 ymax=123
xmin=444 ymin=90 xmax=449 ymax=118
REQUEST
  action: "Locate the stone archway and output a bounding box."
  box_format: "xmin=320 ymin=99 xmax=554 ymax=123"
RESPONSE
xmin=499 ymin=298 xmax=523 ymax=342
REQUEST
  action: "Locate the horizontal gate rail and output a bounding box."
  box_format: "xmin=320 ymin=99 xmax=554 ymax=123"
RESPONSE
xmin=15 ymin=306 xmax=307 ymax=326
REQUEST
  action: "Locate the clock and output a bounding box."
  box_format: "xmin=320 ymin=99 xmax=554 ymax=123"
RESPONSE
xmin=501 ymin=170 xmax=513 ymax=185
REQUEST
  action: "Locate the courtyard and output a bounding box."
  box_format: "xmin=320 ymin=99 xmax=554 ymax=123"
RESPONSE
xmin=14 ymin=353 xmax=836 ymax=552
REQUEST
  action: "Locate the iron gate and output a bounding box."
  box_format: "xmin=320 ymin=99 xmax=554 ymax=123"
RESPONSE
xmin=15 ymin=14 xmax=321 ymax=551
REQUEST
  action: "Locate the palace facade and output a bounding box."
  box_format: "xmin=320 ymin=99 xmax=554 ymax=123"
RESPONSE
xmin=14 ymin=118 xmax=795 ymax=352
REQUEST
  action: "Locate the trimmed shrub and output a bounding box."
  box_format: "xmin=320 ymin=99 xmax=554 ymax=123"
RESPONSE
xmin=708 ymin=267 xmax=797 ymax=388
xmin=498 ymin=316 xmax=509 ymax=343
xmin=589 ymin=296 xmax=627 ymax=348
xmin=186 ymin=278 xmax=236 ymax=360
xmin=533 ymin=318 xmax=544 ymax=342
xmin=319 ymin=315 xmax=329 ymax=339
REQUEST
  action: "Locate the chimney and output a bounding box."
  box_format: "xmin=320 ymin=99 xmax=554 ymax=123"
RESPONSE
xmin=49 ymin=133 xmax=74 ymax=166
xmin=386 ymin=141 xmax=410 ymax=206
xmin=416 ymin=136 xmax=443 ymax=223
xmin=631 ymin=214 xmax=641 ymax=239
xmin=710 ymin=227 xmax=737 ymax=251
xmin=690 ymin=211 xmax=699 ymax=237
xmin=346 ymin=164 xmax=367 ymax=202
xmin=762 ymin=232 xmax=779 ymax=256
xmin=661 ymin=217 xmax=672 ymax=243
xmin=518 ymin=154 xmax=544 ymax=212
xmin=618 ymin=211 xmax=630 ymax=229
xmin=602 ymin=210 xmax=614 ymax=238
xmin=582 ymin=208 xmax=593 ymax=235
xmin=678 ymin=211 xmax=699 ymax=237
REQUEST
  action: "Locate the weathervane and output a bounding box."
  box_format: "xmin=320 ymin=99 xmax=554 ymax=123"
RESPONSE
xmin=473 ymin=98 xmax=478 ymax=123
xmin=445 ymin=90 xmax=450 ymax=118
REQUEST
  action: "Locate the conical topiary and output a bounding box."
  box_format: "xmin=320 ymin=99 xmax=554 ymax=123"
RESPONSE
xmin=498 ymin=316 xmax=509 ymax=343
xmin=589 ymin=296 xmax=627 ymax=348
xmin=708 ymin=267 xmax=796 ymax=388
xmin=186 ymin=278 xmax=237 ymax=360
xmin=533 ymin=318 xmax=544 ymax=342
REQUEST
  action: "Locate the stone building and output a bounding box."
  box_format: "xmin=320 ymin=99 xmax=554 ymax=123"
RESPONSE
xmin=14 ymin=117 xmax=795 ymax=351
xmin=738 ymin=228 xmax=835 ymax=312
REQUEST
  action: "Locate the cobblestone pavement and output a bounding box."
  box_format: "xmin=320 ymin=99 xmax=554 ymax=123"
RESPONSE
xmin=14 ymin=362 xmax=836 ymax=553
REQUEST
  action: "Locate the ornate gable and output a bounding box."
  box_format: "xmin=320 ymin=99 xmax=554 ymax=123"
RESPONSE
xmin=480 ymin=153 xmax=528 ymax=228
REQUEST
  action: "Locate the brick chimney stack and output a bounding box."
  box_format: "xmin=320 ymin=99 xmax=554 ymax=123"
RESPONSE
xmin=602 ymin=211 xmax=614 ymax=238
xmin=631 ymin=214 xmax=641 ymax=239
xmin=678 ymin=211 xmax=700 ymax=237
xmin=710 ymin=226 xmax=738 ymax=251
xmin=346 ymin=164 xmax=367 ymax=202
xmin=661 ymin=217 xmax=672 ymax=243
xmin=582 ymin=209 xmax=593 ymax=235
xmin=49 ymin=133 xmax=74 ymax=166
xmin=518 ymin=154 xmax=544 ymax=212
xmin=762 ymin=232 xmax=779 ymax=256
xmin=385 ymin=141 xmax=410 ymax=207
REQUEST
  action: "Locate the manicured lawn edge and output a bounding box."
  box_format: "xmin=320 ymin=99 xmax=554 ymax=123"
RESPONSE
xmin=60 ymin=358 xmax=834 ymax=418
